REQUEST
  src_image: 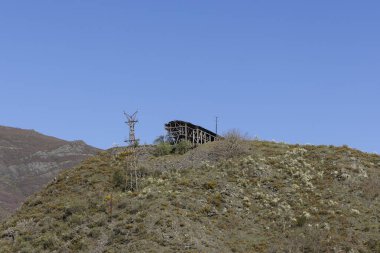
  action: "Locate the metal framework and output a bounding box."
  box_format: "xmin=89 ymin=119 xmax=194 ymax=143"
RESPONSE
xmin=165 ymin=120 xmax=219 ymax=145
xmin=124 ymin=111 xmax=139 ymax=146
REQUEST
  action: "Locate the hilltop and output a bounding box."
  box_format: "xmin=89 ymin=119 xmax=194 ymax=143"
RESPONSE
xmin=0 ymin=138 xmax=379 ymax=252
xmin=0 ymin=126 xmax=100 ymax=220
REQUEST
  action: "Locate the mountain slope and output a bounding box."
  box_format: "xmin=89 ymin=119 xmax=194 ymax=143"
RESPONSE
xmin=0 ymin=126 xmax=100 ymax=220
xmin=0 ymin=140 xmax=379 ymax=252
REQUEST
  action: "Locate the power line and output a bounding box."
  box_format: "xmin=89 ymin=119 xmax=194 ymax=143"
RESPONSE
xmin=215 ymin=116 xmax=219 ymax=135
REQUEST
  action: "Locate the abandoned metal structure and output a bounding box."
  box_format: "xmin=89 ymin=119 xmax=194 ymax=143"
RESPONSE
xmin=165 ymin=120 xmax=219 ymax=145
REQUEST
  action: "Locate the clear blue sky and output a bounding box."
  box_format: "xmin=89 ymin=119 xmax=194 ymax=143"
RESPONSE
xmin=0 ymin=1 xmax=379 ymax=153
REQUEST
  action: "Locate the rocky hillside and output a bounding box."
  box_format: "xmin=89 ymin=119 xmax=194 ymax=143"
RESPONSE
xmin=0 ymin=139 xmax=379 ymax=252
xmin=0 ymin=126 xmax=100 ymax=220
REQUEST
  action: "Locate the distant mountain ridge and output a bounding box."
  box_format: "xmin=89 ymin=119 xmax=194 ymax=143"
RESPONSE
xmin=0 ymin=125 xmax=100 ymax=220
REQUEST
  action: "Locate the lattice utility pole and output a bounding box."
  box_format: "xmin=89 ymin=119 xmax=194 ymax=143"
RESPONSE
xmin=124 ymin=111 xmax=139 ymax=146
xmin=123 ymin=111 xmax=140 ymax=191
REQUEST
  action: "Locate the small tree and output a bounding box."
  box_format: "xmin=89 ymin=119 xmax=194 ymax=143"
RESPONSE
xmin=153 ymin=135 xmax=172 ymax=144
xmin=153 ymin=135 xmax=166 ymax=145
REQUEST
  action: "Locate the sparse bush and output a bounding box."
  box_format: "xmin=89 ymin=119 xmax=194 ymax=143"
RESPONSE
xmin=361 ymin=174 xmax=380 ymax=201
xmin=69 ymin=213 xmax=84 ymax=226
xmin=211 ymin=129 xmax=250 ymax=159
xmin=35 ymin=234 xmax=59 ymax=250
xmin=365 ymin=239 xmax=380 ymax=252
xmin=177 ymin=178 xmax=192 ymax=187
xmin=200 ymin=205 xmax=212 ymax=214
xmin=174 ymin=140 xmax=193 ymax=155
xmin=272 ymin=227 xmax=332 ymax=253
xmin=63 ymin=200 xmax=87 ymax=220
xmin=26 ymin=197 xmax=43 ymax=207
xmin=117 ymin=199 xmax=128 ymax=209
xmin=203 ymin=180 xmax=217 ymax=190
xmin=69 ymin=238 xmax=88 ymax=251
xmin=88 ymin=228 xmax=101 ymax=239
xmin=208 ymin=192 xmax=223 ymax=207
xmin=296 ymin=215 xmax=307 ymax=227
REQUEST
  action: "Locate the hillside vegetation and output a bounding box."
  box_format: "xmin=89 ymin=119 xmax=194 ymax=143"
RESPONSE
xmin=0 ymin=139 xmax=379 ymax=252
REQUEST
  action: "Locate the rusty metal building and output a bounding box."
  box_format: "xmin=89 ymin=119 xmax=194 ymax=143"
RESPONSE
xmin=165 ymin=120 xmax=219 ymax=145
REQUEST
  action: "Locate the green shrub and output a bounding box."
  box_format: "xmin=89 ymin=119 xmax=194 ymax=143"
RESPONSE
xmin=153 ymin=142 xmax=173 ymax=156
xmin=174 ymin=140 xmax=193 ymax=155
xmin=112 ymin=169 xmax=125 ymax=189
